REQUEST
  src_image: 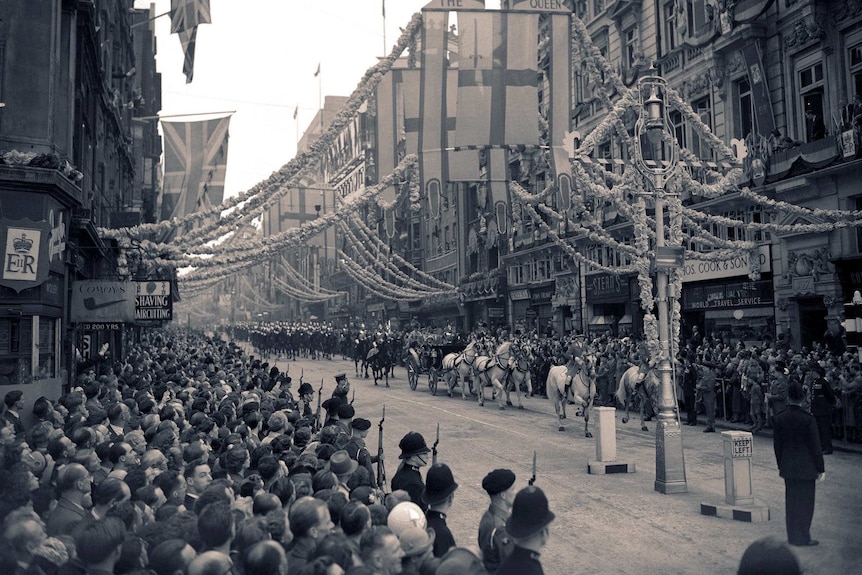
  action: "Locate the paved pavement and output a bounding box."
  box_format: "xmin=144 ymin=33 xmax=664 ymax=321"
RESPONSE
xmin=249 ymin=349 xmax=862 ymax=574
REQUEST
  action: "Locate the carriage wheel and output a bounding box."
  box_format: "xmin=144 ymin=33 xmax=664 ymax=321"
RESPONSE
xmin=408 ymin=365 xmax=418 ymax=391
xmin=429 ymin=369 xmax=438 ymax=396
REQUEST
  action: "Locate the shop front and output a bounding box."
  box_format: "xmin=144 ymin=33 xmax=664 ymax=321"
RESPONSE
xmin=530 ymin=282 xmax=555 ymax=336
xmin=509 ymin=288 xmax=531 ymax=334
xmin=551 ymin=273 xmax=581 ymax=335
xmin=584 ymin=271 xmax=637 ymax=337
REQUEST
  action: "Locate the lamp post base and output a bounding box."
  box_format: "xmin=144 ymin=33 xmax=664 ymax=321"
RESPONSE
xmin=654 ymin=415 xmax=688 ymax=494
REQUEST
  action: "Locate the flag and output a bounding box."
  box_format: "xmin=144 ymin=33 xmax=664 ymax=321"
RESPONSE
xmin=741 ymin=43 xmax=776 ymax=137
xmin=293 ymin=105 xmax=298 ymax=120
xmin=455 ymin=12 xmax=539 ymax=147
xmin=160 ymin=117 xmax=231 ymax=223
xmin=382 ymin=0 xmax=386 ymax=18
xmin=178 ymin=28 xmax=198 ymax=84
xmin=548 ymin=13 xmax=573 ymax=195
xmin=419 ymin=10 xmax=449 ymax=206
xmin=314 ymin=63 xmax=321 ymax=77
xmin=170 ymin=0 xmax=211 ymax=34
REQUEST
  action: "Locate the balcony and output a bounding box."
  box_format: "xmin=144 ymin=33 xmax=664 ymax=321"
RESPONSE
xmin=459 ymin=273 xmax=507 ymax=302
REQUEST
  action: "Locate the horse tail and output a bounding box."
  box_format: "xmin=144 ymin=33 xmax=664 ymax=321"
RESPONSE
xmin=615 ymin=369 xmax=629 ymax=406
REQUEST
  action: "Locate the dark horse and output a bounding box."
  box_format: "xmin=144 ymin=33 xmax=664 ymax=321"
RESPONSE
xmin=367 ymin=335 xmax=396 ymax=387
xmin=353 ymin=334 xmax=372 ymax=378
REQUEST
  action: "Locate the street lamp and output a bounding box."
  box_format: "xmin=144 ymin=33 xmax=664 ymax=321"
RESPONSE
xmin=632 ymin=70 xmax=687 ymax=494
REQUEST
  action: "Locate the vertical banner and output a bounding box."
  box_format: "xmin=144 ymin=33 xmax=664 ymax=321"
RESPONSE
xmin=160 ymin=116 xmax=231 ymax=222
xmin=549 ymin=13 xmax=573 ymax=197
xmin=455 ymin=12 xmax=539 ymax=147
xmin=447 ymin=69 xmax=479 ymax=181
xmin=376 ymin=71 xmax=398 ymax=206
xmin=488 ymin=148 xmax=509 ymax=215
xmin=419 ymin=10 xmax=449 ymax=202
xmin=741 ymin=42 xmax=776 ymax=137
xmin=401 ymin=69 xmax=421 ymax=156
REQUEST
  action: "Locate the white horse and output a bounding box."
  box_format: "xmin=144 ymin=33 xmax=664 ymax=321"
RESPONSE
xmin=615 ymin=365 xmax=659 ymax=431
xmin=547 ymin=363 xmax=595 ymax=435
xmin=474 ymin=342 xmax=531 ymax=410
xmin=441 ymin=342 xmax=478 ymax=399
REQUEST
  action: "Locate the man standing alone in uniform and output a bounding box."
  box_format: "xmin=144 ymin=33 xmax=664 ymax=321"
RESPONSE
xmin=477 ymin=468 xmax=516 ymax=572
xmin=773 ymin=380 xmax=825 ymax=547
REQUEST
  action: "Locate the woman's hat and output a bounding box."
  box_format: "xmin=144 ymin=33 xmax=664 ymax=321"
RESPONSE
xmin=398 ymin=431 xmax=431 ymax=459
xmin=505 ymin=486 xmax=555 ymax=539
xmin=422 ymin=463 xmax=458 ymax=505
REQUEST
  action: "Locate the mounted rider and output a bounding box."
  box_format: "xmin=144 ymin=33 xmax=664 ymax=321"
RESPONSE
xmin=563 ymin=335 xmax=594 ymax=404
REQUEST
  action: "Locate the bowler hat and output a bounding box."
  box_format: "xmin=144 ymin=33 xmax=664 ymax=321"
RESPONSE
xmin=481 ymin=468 xmax=516 ymax=495
xmin=506 ymin=486 xmax=555 ymax=539
xmin=351 ymin=417 xmax=371 ymax=431
xmin=398 ymin=431 xmax=431 ymax=459
xmin=399 ymin=526 xmax=436 ymax=557
xmin=327 ymin=450 xmax=358 ymax=476
xmin=422 ymin=463 xmax=458 ymax=505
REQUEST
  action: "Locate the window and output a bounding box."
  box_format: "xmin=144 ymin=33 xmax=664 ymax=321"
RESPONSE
xmin=686 ymin=0 xmax=709 ymax=37
xmin=593 ymin=0 xmax=605 ymax=16
xmin=735 ymin=77 xmax=755 ymax=139
xmin=689 ymin=96 xmax=713 ymax=159
xmin=851 ymin=40 xmax=862 ymax=100
xmin=797 ymin=58 xmax=826 ymax=141
xmin=598 ymin=141 xmax=613 ymax=172
xmin=624 ymin=26 xmax=640 ymax=69
xmin=663 ymin=1 xmax=677 ymax=53
xmin=670 ymin=109 xmax=686 ymax=148
xmin=575 ymin=0 xmax=588 ymax=20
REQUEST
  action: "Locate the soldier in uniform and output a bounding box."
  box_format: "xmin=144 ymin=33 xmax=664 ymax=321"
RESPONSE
xmin=332 ymin=373 xmax=350 ymax=402
xmin=477 ymin=468 xmax=516 ymax=572
xmin=345 ymin=417 xmax=381 ymax=489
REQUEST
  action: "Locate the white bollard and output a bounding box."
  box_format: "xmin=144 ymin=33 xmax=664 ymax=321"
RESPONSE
xmin=588 ymin=407 xmax=635 ymax=474
xmin=700 ymin=430 xmax=770 ymax=522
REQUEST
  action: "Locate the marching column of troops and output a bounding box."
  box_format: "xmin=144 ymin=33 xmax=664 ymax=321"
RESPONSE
xmin=0 ymin=329 xmax=558 ymax=575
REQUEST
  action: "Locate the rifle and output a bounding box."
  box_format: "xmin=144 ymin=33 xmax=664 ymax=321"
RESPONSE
xmin=313 ymin=378 xmax=323 ymax=432
xmin=432 ymin=422 xmax=440 ymax=465
xmin=350 ymin=388 xmax=355 ymax=405
xmin=377 ymin=405 xmax=389 ymax=493
xmin=529 ymin=450 xmax=537 ymax=486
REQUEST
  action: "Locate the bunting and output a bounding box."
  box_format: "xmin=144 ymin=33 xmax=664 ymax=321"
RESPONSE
xmin=160 ymin=117 xmax=231 ymax=224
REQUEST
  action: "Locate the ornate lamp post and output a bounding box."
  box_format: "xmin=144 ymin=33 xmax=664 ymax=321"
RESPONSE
xmin=631 ymin=70 xmax=688 ymax=494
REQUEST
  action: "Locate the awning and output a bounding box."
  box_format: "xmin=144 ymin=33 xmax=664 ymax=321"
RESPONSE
xmin=618 ymin=314 xmax=633 ymax=325
xmin=589 ymin=315 xmax=612 ymax=325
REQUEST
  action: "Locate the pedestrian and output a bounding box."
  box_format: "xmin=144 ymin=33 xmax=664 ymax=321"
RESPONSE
xmin=422 ymin=463 xmax=458 ymax=558
xmin=681 ymin=351 xmax=698 ymax=426
xmin=697 ymin=359 xmax=717 ymax=432
xmin=773 ymin=380 xmax=825 ymax=547
xmin=477 ymin=468 xmax=516 ymax=572
xmin=496 ymin=485 xmax=555 ymax=575
xmin=808 ymin=362 xmax=837 ymax=454
xmin=767 ymin=360 xmax=790 ymax=426
xmin=390 ymin=432 xmax=431 ymax=511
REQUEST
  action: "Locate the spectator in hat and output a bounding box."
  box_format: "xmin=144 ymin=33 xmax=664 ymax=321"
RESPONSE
xmin=497 ymin=486 xmax=555 ymax=575
xmin=696 ymin=359 xmax=718 ymax=433
xmin=768 ymin=360 xmax=790 ymax=425
xmin=478 ymin=468 xmax=516 ymax=572
xmin=328 ymin=450 xmax=358 ymax=497
xmin=345 ymin=417 xmax=381 ymax=489
xmin=422 ymin=463 xmax=458 ymax=558
xmin=398 ymin=525 xmax=438 ymax=575
xmin=391 ymin=432 xmax=431 ymax=511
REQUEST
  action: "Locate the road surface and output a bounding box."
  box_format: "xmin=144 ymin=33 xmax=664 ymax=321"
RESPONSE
xmin=256 ymin=350 xmax=861 ymax=575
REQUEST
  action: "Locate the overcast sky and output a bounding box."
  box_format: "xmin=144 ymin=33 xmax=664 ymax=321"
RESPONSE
xmin=135 ymin=0 xmax=501 ymax=201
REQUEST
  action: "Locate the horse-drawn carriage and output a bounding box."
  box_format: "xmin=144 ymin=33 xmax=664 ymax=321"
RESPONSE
xmin=405 ymin=343 xmax=466 ymax=395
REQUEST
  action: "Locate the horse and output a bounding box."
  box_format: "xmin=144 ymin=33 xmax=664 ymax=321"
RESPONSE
xmin=474 ymin=342 xmax=531 ymax=410
xmin=441 ymin=342 xmax=478 ymax=399
xmin=352 ymin=334 xmax=371 ymax=378
xmin=367 ymin=336 xmax=396 ymax=387
xmin=546 ymin=363 xmax=595 ymax=436
xmin=615 ymin=365 xmax=660 ymax=431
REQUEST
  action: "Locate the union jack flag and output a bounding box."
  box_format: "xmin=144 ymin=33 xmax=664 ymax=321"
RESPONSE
xmin=159 ymin=117 xmax=231 ymax=224
xmin=170 ymin=0 xmax=211 ymax=33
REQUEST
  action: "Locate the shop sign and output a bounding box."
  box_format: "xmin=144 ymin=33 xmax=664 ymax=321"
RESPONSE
xmin=70 ymin=280 xmax=135 ymax=323
xmin=367 ymin=303 xmax=385 ymax=313
xmin=585 ymin=272 xmax=629 ymax=303
xmin=509 ymin=288 xmax=530 ymax=301
xmin=134 ymin=280 xmax=173 ymax=322
xmin=682 ymin=245 xmax=771 ymax=283
xmin=488 ymin=307 xmax=505 ymax=318
xmin=0 ymin=218 xmax=52 ymax=292
xmin=531 ymin=285 xmax=555 ymax=302
xmin=682 ymin=280 xmax=773 ymax=311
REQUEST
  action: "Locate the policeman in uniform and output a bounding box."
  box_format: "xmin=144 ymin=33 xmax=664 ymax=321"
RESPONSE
xmin=497 ymin=485 xmax=556 ymax=575
xmin=478 ymin=468 xmax=516 ymax=572
xmin=297 ymin=382 xmax=314 ymax=419
xmin=391 ymin=431 xmax=431 ymax=511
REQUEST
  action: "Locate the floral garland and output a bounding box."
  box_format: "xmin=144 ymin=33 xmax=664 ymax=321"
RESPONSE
xmin=534 ymin=202 xmax=640 ymax=256
xmin=271 ymin=274 xmax=340 ymax=302
xmin=275 ymin=256 xmax=342 ymax=296
xmin=739 ymin=186 xmax=862 ymax=222
xmin=337 ymin=249 xmax=454 ymax=300
xmin=683 ymin=204 xmax=862 ymax=235
xmin=98 ymin=13 xmax=424 ymax=249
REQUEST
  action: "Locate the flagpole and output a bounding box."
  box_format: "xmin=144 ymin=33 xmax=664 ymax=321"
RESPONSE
xmin=382 ymin=0 xmax=387 ymax=56
xmin=317 ymin=65 xmax=323 ymax=134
